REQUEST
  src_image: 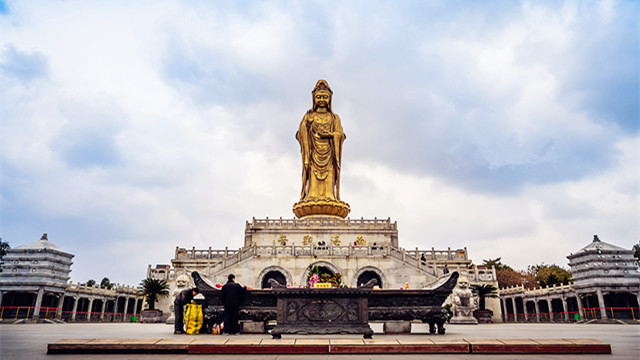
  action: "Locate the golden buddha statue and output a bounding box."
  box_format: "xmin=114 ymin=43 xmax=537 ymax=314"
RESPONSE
xmin=293 ymin=80 xmax=350 ymax=218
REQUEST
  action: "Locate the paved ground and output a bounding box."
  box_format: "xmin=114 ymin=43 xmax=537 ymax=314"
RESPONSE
xmin=1 ymin=322 xmax=638 ymax=359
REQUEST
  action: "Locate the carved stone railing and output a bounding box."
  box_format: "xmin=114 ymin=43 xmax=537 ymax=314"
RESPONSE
xmin=406 ymin=247 xmax=468 ymax=261
xmin=157 ymin=244 xmax=492 ymax=283
xmin=500 ymin=282 xmax=575 ymax=297
xmin=64 ymin=282 xmax=138 ymax=296
xmin=174 ymin=246 xmax=240 ymax=260
xmin=173 ymin=244 xmax=469 ymax=264
xmin=246 ymin=217 xmax=398 ymax=230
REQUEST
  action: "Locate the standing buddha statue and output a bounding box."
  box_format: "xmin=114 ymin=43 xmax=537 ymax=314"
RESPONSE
xmin=293 ymin=80 xmax=350 ymax=218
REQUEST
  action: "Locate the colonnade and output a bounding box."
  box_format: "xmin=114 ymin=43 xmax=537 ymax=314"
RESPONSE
xmin=501 ymin=289 xmax=640 ymax=322
xmin=501 ymin=294 xmax=576 ymax=322
xmin=64 ymin=293 xmax=140 ymax=322
xmin=0 ymin=288 xmax=140 ymax=322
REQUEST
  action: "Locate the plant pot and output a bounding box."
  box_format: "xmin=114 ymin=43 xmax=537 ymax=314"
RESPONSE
xmin=473 ymin=309 xmax=493 ymax=324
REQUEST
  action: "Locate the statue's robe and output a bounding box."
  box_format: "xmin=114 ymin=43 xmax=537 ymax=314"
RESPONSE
xmin=296 ymin=110 xmax=345 ymax=201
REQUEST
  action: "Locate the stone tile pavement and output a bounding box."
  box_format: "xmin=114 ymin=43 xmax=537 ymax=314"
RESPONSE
xmin=1 ymin=322 xmax=638 ymax=359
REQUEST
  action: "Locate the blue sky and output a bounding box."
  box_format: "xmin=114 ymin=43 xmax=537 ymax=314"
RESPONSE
xmin=1 ymin=0 xmax=638 ymax=286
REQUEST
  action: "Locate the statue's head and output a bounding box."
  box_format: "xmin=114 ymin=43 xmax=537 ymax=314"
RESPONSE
xmin=312 ymin=80 xmax=333 ymax=111
xmin=176 ymin=274 xmax=190 ymax=288
xmin=457 ymin=276 xmax=470 ymax=289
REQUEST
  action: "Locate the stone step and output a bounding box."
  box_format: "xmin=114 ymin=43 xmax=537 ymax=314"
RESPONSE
xmin=47 ymin=337 xmax=612 ymax=355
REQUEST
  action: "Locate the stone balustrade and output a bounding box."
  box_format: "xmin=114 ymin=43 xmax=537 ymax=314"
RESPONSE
xmin=173 ymin=244 xmax=469 ymax=263
xmin=151 ymin=244 xmax=497 ymax=283
xmin=499 ymin=282 xmax=574 ymax=296
xmin=246 ymin=216 xmax=398 ymax=229
xmin=66 ymin=282 xmax=138 ymax=295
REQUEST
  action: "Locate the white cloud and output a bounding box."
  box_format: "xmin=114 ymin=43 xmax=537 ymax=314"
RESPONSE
xmin=1 ymin=0 xmax=637 ymax=284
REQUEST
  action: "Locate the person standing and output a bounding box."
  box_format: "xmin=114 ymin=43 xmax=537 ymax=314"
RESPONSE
xmin=173 ymin=287 xmax=199 ymax=334
xmin=221 ymin=274 xmax=247 ymax=335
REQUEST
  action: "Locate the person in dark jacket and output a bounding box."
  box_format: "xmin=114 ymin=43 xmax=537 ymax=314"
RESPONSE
xmin=174 ymin=287 xmax=199 ymax=334
xmin=221 ymin=274 xmax=247 ymax=334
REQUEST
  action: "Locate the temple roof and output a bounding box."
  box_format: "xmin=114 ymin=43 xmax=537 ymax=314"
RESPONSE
xmin=577 ymin=235 xmax=628 ymax=252
xmin=13 ymin=233 xmax=68 ymax=253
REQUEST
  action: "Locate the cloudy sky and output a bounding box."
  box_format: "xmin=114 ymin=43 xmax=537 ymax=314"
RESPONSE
xmin=1 ymin=0 xmax=638 ymax=286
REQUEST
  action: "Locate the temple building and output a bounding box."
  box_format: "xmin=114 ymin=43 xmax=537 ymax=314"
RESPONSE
xmin=499 ymin=235 xmax=640 ymax=322
xmin=148 ymin=80 xmax=501 ymax=322
xmin=147 ymin=217 xmax=501 ymax=321
xmin=0 ymin=234 xmax=140 ymax=322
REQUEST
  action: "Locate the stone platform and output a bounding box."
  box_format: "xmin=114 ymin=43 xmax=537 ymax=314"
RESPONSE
xmin=48 ymin=337 xmax=611 ymax=355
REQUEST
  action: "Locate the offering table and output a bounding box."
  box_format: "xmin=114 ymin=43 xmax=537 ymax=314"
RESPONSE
xmin=192 ymin=271 xmax=458 ymax=338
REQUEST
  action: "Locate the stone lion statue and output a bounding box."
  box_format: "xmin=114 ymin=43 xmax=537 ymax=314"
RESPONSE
xmin=451 ymin=276 xmax=475 ymax=319
xmin=166 ymin=274 xmax=191 ymax=324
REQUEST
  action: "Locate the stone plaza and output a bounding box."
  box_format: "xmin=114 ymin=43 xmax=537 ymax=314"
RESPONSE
xmin=1 ymin=322 xmax=639 ymax=359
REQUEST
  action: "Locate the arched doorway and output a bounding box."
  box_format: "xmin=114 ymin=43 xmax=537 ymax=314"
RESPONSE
xmin=303 ymin=261 xmax=341 ymax=287
xmin=353 ymin=266 xmax=386 ymax=289
xmin=357 ymin=270 xmax=383 ymax=288
xmin=261 ymin=270 xmax=287 ymax=289
xmin=257 ymin=266 xmax=292 ymax=288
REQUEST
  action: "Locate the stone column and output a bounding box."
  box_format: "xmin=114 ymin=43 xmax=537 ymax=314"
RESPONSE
xmin=87 ymin=297 xmax=94 ymax=321
xmin=100 ymin=298 xmax=107 ymax=321
xmin=534 ymin=299 xmax=541 ymax=322
xmin=113 ymin=296 xmax=119 ymax=321
xmin=33 ymin=287 xmax=44 ymax=320
xmin=123 ymin=297 xmax=130 ymax=322
xmin=510 ymin=297 xmax=516 ymax=322
xmin=56 ymin=295 xmax=65 ymax=319
xmin=596 ymin=289 xmax=608 ymax=319
xmin=576 ymin=295 xmax=585 ymax=320
xmin=546 ymin=298 xmax=553 ymax=322
xmin=133 ymin=298 xmax=139 ymax=316
xmin=71 ymin=297 xmax=79 ymax=322
xmin=561 ymin=297 xmax=569 ymax=322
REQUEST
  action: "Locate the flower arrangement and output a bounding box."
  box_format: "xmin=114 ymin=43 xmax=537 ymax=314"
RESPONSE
xmin=306 ymin=265 xmax=346 ymax=288
xmin=308 ymin=273 xmax=320 ymax=287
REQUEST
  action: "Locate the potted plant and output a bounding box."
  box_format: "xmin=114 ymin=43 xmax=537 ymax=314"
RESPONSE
xmin=470 ymin=284 xmax=498 ymax=323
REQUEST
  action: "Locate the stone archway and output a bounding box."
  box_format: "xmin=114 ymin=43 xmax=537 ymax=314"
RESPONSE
xmin=257 ymin=266 xmax=293 ymax=289
xmin=302 ymin=261 xmax=341 ymax=286
xmin=353 ymin=266 xmax=386 ymax=288
xmin=261 ymin=271 xmax=287 ymax=289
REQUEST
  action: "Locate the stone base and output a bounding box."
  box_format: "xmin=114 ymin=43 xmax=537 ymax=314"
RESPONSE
xmin=48 ymin=338 xmax=613 ymax=355
xmin=271 ymin=324 xmax=374 ymax=339
xmin=239 ymin=320 xmax=265 ymax=334
xmin=293 ymin=199 xmax=350 ymax=218
xmin=450 ymin=316 xmax=478 ymax=325
xmin=383 ymin=321 xmax=411 ymax=334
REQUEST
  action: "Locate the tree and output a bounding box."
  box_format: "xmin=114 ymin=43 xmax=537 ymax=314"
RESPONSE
xmin=0 ymin=238 xmax=9 ymax=273
xmin=528 ymin=263 xmax=572 ymax=287
xmin=470 ymin=284 xmax=499 ymax=310
xmin=137 ymin=278 xmax=170 ymax=310
xmin=85 ymin=279 xmax=97 ymax=287
xmin=485 ymin=258 xmax=536 ymax=289
xmin=483 ymin=257 xmax=513 ymax=271
xmin=100 ymin=277 xmax=114 ymax=290
xmin=495 ymin=268 xmax=521 ymax=288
